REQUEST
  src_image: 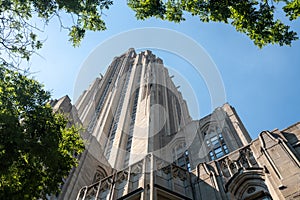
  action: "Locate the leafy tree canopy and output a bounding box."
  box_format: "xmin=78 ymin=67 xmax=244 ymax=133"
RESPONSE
xmin=128 ymin=0 xmax=299 ymax=48
xmin=0 ymin=65 xmax=84 ymax=199
xmin=0 ymin=0 xmax=113 ymax=68
xmin=0 ymin=0 xmax=300 ymax=68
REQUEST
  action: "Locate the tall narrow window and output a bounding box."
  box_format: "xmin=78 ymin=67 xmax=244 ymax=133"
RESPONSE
xmin=87 ymin=59 xmax=120 ymax=133
xmin=123 ymin=68 xmax=142 ymax=167
xmin=105 ymin=66 xmax=132 ymax=159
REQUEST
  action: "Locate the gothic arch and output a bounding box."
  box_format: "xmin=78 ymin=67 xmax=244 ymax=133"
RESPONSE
xmin=199 ymin=121 xmax=219 ymax=136
xmin=225 ymin=168 xmax=272 ymax=200
xmin=169 ymin=137 xmax=186 ymax=159
xmin=93 ymin=165 xmax=108 ymax=183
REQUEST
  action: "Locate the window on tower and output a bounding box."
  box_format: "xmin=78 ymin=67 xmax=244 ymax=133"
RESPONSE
xmin=206 ymin=126 xmax=229 ymax=161
xmin=172 ymin=142 xmax=191 ymax=171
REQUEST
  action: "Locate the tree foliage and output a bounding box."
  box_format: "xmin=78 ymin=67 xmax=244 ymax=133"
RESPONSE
xmin=128 ymin=0 xmax=299 ymax=48
xmin=0 ymin=0 xmax=300 ymax=69
xmin=0 ymin=65 xmax=84 ymax=199
xmin=0 ymin=0 xmax=113 ymax=68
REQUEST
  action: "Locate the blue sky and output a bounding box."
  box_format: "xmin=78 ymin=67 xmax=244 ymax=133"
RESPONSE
xmin=30 ymin=2 xmax=300 ymax=139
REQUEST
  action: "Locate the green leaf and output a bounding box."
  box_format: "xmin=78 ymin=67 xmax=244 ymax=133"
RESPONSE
xmin=0 ymin=65 xmax=84 ymax=199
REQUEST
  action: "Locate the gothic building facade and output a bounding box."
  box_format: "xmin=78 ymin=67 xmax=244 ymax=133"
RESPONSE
xmin=52 ymin=49 xmax=300 ymax=200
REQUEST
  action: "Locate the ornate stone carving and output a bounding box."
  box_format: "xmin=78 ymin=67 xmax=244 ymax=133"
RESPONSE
xmin=172 ymin=166 xmax=187 ymax=181
xmin=220 ymin=160 xmax=230 ymax=178
xmin=116 ymin=171 xmax=128 ymax=183
xmin=131 ymin=162 xmax=143 ymax=175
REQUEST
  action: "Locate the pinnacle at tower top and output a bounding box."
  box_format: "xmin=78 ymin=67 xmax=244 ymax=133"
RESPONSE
xmin=55 ymin=49 xmax=300 ymax=200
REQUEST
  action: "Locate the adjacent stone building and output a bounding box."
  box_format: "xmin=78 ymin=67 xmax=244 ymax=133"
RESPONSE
xmin=56 ymin=49 xmax=300 ymax=200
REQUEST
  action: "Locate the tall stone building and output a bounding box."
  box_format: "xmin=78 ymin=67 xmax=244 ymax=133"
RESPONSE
xmin=55 ymin=49 xmax=300 ymax=200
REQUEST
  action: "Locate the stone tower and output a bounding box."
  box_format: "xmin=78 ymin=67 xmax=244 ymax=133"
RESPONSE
xmin=75 ymin=48 xmax=192 ymax=168
xmin=56 ymin=49 xmax=300 ymax=200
